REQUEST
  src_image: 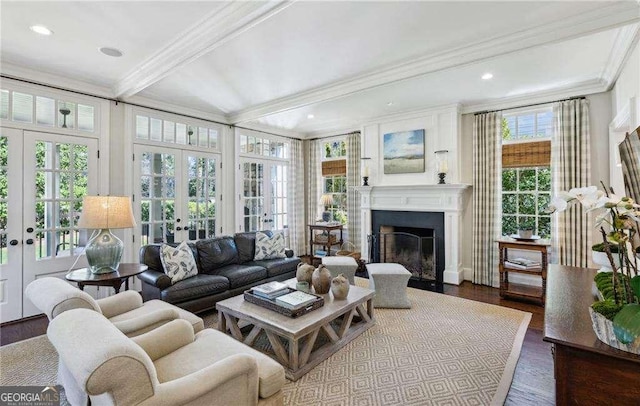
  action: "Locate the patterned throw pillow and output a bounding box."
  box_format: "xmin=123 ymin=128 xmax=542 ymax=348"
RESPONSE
xmin=254 ymin=231 xmax=286 ymax=260
xmin=160 ymin=241 xmax=198 ymax=284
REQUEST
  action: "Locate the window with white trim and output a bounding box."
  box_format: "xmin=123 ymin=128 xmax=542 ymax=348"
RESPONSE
xmin=321 ymin=139 xmax=347 ymax=225
xmin=135 ymin=114 xmax=220 ymax=149
xmin=501 ymin=108 xmax=552 ymax=238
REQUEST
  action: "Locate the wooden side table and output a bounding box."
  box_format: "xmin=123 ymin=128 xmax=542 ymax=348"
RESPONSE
xmin=496 ymin=238 xmax=550 ymax=304
xmin=309 ymin=224 xmax=344 ymax=256
xmin=65 ymin=263 xmax=148 ymax=293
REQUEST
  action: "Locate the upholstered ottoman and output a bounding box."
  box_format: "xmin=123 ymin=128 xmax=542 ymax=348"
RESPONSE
xmin=322 ymin=256 xmax=358 ymax=284
xmin=366 ymin=263 xmax=412 ymax=308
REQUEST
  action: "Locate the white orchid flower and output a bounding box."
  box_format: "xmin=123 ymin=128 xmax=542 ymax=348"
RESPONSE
xmin=547 ymin=197 xmax=568 ymax=213
xmin=567 ymin=186 xmax=598 ymax=201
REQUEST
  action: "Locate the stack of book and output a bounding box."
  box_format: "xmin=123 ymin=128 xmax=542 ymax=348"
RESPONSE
xmin=251 ymin=281 xmax=289 ymax=300
xmin=275 ymin=290 xmax=318 ymax=310
xmin=504 ymin=257 xmax=541 ymax=270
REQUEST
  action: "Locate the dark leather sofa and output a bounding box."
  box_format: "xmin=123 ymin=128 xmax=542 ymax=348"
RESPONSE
xmin=137 ymin=231 xmax=301 ymax=313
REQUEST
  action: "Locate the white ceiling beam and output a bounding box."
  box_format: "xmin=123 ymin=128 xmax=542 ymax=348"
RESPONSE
xmin=114 ymin=1 xmax=294 ymax=99
xmin=230 ymin=2 xmax=640 ymax=124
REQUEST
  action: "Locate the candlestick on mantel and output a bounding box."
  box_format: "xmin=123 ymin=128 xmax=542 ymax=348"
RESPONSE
xmin=434 ymin=150 xmax=449 ymax=184
xmin=361 ymin=157 xmax=371 ymax=186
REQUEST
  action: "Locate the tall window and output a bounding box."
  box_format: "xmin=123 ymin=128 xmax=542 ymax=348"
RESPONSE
xmin=321 ymin=139 xmax=347 ymax=224
xmin=501 ymin=109 xmax=552 ymax=238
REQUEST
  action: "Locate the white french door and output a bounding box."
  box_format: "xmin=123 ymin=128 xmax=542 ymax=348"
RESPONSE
xmin=1 ymin=129 xmax=99 ymax=321
xmin=133 ymin=145 xmax=219 ymax=248
xmin=240 ymin=159 xmax=288 ymax=232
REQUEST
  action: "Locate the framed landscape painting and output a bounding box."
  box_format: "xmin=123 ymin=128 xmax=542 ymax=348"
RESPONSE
xmin=383 ymin=129 xmax=425 ymax=174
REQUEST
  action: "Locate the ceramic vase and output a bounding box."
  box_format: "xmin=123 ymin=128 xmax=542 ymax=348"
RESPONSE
xmin=296 ymin=262 xmax=314 ymax=285
xmin=331 ymin=273 xmax=350 ymax=300
xmin=312 ymin=264 xmax=331 ymax=294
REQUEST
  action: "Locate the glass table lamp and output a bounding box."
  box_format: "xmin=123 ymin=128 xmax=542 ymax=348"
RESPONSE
xmin=77 ymin=196 xmax=136 ymax=274
xmin=320 ymin=194 xmax=334 ymax=222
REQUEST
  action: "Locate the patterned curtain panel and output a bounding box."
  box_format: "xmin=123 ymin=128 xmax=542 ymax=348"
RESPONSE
xmin=306 ymin=139 xmax=321 ymax=254
xmin=289 ymin=139 xmax=306 ymax=255
xmin=346 ymin=132 xmax=361 ymax=250
xmin=552 ymin=99 xmax=591 ymax=267
xmin=618 ymin=127 xmax=640 ymax=202
xmin=472 ymin=112 xmax=502 ymax=286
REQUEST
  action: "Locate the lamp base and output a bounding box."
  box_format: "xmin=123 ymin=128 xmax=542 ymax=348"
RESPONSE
xmin=85 ymin=229 xmax=123 ymax=274
xmin=322 ymin=211 xmax=332 ymax=222
xmin=438 ymin=173 xmax=446 ymax=184
xmin=362 ymin=176 xmax=369 ymax=186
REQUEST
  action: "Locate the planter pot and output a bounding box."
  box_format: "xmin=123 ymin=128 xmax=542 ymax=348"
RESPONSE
xmin=589 ymin=307 xmax=640 ymax=355
xmin=592 ymin=251 xmax=621 ymax=271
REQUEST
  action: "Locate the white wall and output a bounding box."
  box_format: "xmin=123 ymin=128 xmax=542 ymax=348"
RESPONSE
xmin=361 ymin=105 xmax=461 ymax=186
xmin=612 ymin=39 xmax=640 ymax=129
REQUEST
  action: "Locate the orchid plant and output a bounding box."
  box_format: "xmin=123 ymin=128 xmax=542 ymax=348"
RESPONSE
xmin=548 ymin=184 xmax=640 ymax=346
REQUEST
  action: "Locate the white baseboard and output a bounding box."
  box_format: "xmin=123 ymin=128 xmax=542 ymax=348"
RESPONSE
xmin=443 ymin=266 xmax=464 ymax=285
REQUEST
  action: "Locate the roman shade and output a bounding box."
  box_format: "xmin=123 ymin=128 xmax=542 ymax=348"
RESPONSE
xmin=502 ymin=140 xmax=551 ymax=168
xmin=321 ymin=159 xmax=346 ymax=176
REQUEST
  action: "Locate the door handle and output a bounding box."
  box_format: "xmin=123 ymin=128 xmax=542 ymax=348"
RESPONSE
xmin=176 ymin=227 xmax=182 ymax=231
xmin=183 ymin=226 xmax=189 ymax=231
xmin=9 ymin=239 xmax=18 ymax=246
xmin=26 ymin=239 xmax=34 ymax=245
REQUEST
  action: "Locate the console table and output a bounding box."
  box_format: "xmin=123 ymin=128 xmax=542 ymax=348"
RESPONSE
xmin=309 ymin=224 xmax=343 ymax=256
xmin=544 ymin=265 xmax=640 ymax=404
xmin=497 ymin=238 xmax=550 ymax=304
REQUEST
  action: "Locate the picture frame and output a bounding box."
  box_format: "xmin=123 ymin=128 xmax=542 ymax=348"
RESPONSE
xmin=383 ymin=129 xmax=425 ymax=174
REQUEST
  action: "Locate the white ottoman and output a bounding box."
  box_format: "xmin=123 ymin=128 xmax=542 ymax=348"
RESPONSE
xmin=366 ymin=263 xmax=412 ymax=308
xmin=321 ymin=256 xmax=358 ymax=284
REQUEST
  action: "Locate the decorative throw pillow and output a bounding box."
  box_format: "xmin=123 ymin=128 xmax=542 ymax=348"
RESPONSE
xmin=254 ymin=231 xmax=286 ymax=260
xmin=160 ymin=241 xmax=198 ymax=284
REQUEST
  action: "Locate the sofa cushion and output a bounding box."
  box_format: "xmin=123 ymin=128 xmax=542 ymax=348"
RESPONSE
xmin=154 ymin=328 xmax=285 ymax=399
xmin=248 ymin=257 xmax=301 ymax=278
xmin=254 ymin=231 xmax=286 ymax=260
xmin=212 ymin=265 xmax=267 ymax=289
xmin=196 ymin=237 xmax=239 ymax=272
xmin=160 ymin=274 xmax=229 ymax=304
xmin=159 ymin=242 xmax=198 ymax=284
xmin=235 ymin=231 xmax=273 ymax=263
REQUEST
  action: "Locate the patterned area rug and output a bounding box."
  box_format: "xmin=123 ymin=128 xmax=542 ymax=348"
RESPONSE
xmin=0 ymin=279 xmax=530 ymax=405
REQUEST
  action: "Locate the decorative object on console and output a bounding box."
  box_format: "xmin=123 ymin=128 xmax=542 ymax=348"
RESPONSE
xmin=331 ymin=273 xmax=350 ymax=300
xmin=159 ymin=241 xmax=198 ymax=284
xmin=254 ymin=231 xmax=286 ymax=260
xmin=312 ymin=264 xmax=332 ymax=294
xmin=383 ymin=129 xmax=425 ymax=174
xmin=548 ymin=185 xmax=640 ymax=351
xmin=296 ymin=262 xmax=314 ymax=285
xmin=434 ymin=149 xmax=449 ymax=184
xmin=320 ymin=194 xmax=334 ymax=221
xmin=77 ymin=195 xmax=136 ymax=274
xmin=361 ymin=157 xmax=371 ymax=186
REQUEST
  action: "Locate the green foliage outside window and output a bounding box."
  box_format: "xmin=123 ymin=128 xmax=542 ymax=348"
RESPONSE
xmin=323 ymin=175 xmax=347 ymax=225
xmin=502 ymin=167 xmax=551 ymax=238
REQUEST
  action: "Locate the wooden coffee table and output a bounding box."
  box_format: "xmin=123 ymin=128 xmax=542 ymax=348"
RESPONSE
xmin=216 ymin=279 xmax=375 ymax=381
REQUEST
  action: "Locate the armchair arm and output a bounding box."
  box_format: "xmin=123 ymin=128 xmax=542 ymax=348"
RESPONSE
xmin=138 ymin=354 xmax=259 ymax=406
xmin=97 ymin=290 xmax=143 ymax=318
xmin=112 ymin=309 xmax=180 ymax=337
xmin=137 ymin=270 xmax=172 ymax=290
xmin=131 ymin=319 xmax=194 ymax=361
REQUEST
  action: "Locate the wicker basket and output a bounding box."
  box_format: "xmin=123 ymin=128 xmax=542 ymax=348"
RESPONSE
xmin=336 ymin=241 xmax=361 ymax=260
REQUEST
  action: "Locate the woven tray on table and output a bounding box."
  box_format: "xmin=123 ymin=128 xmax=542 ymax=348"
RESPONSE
xmin=244 ymin=288 xmax=324 ymax=318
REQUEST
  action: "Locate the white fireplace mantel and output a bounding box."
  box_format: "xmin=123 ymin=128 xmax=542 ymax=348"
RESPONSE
xmin=355 ymin=184 xmax=471 ymax=285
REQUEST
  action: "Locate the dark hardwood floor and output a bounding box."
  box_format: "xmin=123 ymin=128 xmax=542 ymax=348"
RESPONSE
xmin=0 ymin=281 xmax=555 ymax=404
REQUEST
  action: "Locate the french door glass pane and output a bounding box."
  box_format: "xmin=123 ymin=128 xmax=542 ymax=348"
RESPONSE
xmin=139 ymin=152 xmax=176 ymax=245
xmin=33 ymin=141 xmax=88 ymax=259
xmin=187 ymin=155 xmax=217 ymax=240
xmin=243 ymin=162 xmax=264 ymax=232
xmin=271 ymin=164 xmax=288 ymax=229
xmin=0 ymin=137 xmax=7 ymax=264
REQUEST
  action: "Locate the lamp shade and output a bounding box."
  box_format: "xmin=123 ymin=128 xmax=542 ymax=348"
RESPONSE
xmin=78 ymin=196 xmax=136 ymax=229
xmin=320 ymin=194 xmax=334 ymax=207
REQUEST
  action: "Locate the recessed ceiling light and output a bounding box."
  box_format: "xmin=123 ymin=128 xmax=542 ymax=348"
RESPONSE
xmin=482 ymin=73 xmax=494 ymax=80
xmin=30 ymin=25 xmax=53 ymax=36
xmin=387 ymin=102 xmax=394 ymax=106
xmin=100 ymin=47 xmax=123 ymax=57
xmin=307 ymin=114 xmax=315 ymax=119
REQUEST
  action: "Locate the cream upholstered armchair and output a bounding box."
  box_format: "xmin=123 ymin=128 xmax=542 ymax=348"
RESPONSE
xmin=25 ymin=277 xmax=204 ymax=335
xmin=48 ymin=309 xmax=285 ymax=406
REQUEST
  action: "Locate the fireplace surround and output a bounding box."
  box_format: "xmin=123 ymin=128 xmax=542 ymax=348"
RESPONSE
xmin=355 ymin=184 xmax=471 ymax=285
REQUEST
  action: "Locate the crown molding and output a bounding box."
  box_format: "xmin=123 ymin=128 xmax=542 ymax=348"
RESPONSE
xmin=0 ymin=62 xmax=114 ymax=98
xmin=114 ymin=1 xmax=293 ymax=99
xmin=124 ymin=94 xmax=229 ymax=124
xmin=460 ymin=79 xmax=607 ymax=114
xmin=235 ymin=121 xmax=304 ymax=140
xmin=229 ymin=2 xmax=640 ymax=124
xmin=602 ymin=23 xmax=640 ymax=89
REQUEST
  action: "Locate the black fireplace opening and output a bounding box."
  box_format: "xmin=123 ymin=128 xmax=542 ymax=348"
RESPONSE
xmin=370 ymin=210 xmax=445 ymax=293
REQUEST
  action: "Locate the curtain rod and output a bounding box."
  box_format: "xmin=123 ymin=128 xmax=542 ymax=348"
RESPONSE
xmin=474 ymin=96 xmax=586 ymax=115
xmin=1 ymin=74 xmax=303 ymax=140
xmin=307 ymin=131 xmax=361 ymax=141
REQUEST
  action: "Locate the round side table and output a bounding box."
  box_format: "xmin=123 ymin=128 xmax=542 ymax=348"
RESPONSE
xmin=65 ymin=263 xmax=148 ymax=293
